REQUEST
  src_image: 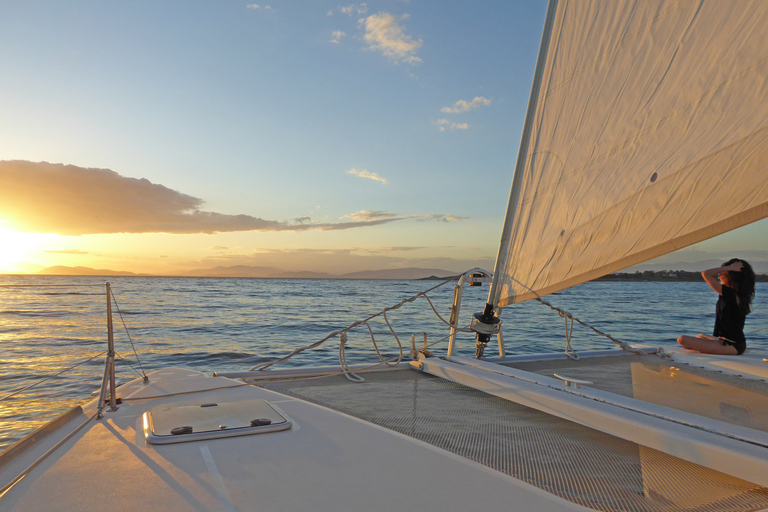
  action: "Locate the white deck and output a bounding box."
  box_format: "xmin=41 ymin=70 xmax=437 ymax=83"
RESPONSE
xmin=416 ymin=352 xmax=768 ymax=487
xmin=0 ymin=368 xmax=589 ymax=512
xmin=664 ymin=346 xmax=768 ymax=380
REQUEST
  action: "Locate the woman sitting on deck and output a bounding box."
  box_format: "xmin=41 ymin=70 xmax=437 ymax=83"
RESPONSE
xmin=678 ymin=259 xmax=755 ymax=355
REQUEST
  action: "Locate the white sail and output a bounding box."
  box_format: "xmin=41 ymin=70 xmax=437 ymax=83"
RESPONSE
xmin=490 ymin=0 xmax=768 ymax=307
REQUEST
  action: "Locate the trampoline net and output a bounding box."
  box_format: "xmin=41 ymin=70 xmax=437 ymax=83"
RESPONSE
xmin=259 ymin=368 xmax=768 ymax=512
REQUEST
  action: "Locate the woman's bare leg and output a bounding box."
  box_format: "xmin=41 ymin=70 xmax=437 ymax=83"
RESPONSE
xmin=677 ymin=334 xmax=738 ymax=355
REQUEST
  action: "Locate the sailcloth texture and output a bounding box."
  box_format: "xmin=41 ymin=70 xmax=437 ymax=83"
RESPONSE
xmin=491 ymin=0 xmax=768 ymax=306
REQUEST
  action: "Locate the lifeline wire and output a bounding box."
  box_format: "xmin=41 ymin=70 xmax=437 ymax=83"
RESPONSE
xmin=0 ymin=352 xmax=106 ymax=402
xmin=259 ymin=326 xmax=466 ymax=385
xmin=250 ymin=278 xmax=458 ymax=372
xmin=340 ymin=316 xmax=406 ymax=382
xmin=0 ymin=284 xmax=102 ymax=288
xmin=744 ymin=295 xmax=768 ymax=336
xmin=505 ymin=274 xmax=644 ymax=356
xmin=533 ymin=296 xmax=642 ymax=355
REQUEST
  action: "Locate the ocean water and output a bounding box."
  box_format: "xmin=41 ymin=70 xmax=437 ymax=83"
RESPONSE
xmin=1 ymin=275 xmax=767 ymax=452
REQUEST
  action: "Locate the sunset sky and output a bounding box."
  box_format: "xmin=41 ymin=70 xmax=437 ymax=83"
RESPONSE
xmin=2 ymin=1 xmax=767 ymax=276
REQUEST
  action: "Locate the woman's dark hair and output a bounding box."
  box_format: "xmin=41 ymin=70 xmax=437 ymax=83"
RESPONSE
xmin=723 ymin=258 xmax=755 ymax=314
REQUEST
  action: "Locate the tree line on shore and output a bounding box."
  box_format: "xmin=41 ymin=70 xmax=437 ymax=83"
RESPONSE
xmin=596 ymin=270 xmax=768 ymax=282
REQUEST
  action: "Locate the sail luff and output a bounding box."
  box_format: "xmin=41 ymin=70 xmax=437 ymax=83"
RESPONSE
xmin=488 ymin=0 xmax=561 ymax=308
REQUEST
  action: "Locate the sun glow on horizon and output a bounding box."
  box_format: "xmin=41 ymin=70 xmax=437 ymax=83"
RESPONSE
xmin=0 ymin=226 xmax=57 ymax=272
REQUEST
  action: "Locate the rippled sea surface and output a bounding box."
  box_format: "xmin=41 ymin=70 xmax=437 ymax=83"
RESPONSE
xmin=1 ymin=275 xmax=767 ymax=451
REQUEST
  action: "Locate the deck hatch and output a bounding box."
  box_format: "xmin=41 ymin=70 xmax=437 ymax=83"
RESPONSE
xmin=143 ymin=399 xmax=291 ymax=444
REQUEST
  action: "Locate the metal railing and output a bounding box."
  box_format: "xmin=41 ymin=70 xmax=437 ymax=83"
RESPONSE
xmin=0 ymin=282 xmax=147 ymax=422
xmin=96 ymin=283 xmax=118 ymax=419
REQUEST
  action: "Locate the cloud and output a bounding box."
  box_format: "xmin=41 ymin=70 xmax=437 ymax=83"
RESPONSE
xmin=0 ymin=161 xmax=464 ymax=235
xmin=341 ymin=3 xmax=368 ymax=16
xmin=0 ymin=161 xmax=278 ymax=235
xmin=414 ymin=214 xmax=468 ymax=222
xmin=246 ymin=4 xmax=271 ymax=10
xmin=434 ymin=119 xmax=469 ymax=131
xmin=341 ymin=210 xmax=399 ymax=221
xmin=0 ymin=161 xmax=450 ymax=235
xmin=358 ymin=246 xmax=427 ymax=254
xmin=43 ymin=249 xmax=90 ymax=255
xmin=441 ymin=96 xmax=491 ymax=114
xmin=342 ymin=211 xmax=466 ymax=224
xmin=360 ymin=12 xmax=422 ymax=64
xmin=330 ymin=30 xmax=346 ymax=44
xmin=348 ymin=168 xmax=387 ymax=184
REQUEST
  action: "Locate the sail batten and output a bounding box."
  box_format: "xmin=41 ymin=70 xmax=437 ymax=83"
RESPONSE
xmin=490 ymin=0 xmax=768 ymax=307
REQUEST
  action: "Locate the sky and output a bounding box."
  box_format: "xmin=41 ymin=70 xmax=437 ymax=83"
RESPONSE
xmin=1 ymin=0 xmax=767 ymax=276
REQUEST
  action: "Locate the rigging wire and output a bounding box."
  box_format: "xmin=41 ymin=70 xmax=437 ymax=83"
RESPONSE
xmin=0 ymin=352 xmax=106 ymax=402
xmin=249 ymin=277 xmax=458 ymax=373
xmin=257 ymin=328 xmax=463 ymax=385
xmin=108 ymin=287 xmax=148 ymax=380
xmin=114 ymin=351 xmax=150 ymax=380
xmin=504 ymin=274 xmax=644 ymax=356
xmin=0 ymin=283 xmax=149 ymax=407
xmin=744 ymin=293 xmax=768 ymax=336
xmin=0 ymin=284 xmax=102 ymax=288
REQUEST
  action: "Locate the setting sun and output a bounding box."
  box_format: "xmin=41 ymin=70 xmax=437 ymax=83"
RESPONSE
xmin=0 ymin=226 xmax=53 ymax=272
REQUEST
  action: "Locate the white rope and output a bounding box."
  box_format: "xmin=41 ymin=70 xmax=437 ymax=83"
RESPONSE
xmin=250 ymin=278 xmax=456 ymax=372
xmin=339 ymin=318 xmax=407 ymax=382
xmin=534 ymin=295 xmax=645 ymax=355
xmin=503 ymin=274 xmax=646 ymax=356
xmin=469 ymin=320 xmax=500 ymax=336
xmin=249 ymin=324 xmax=471 ymax=386
xmin=339 ymin=331 xmax=365 ymax=382
xmin=558 ymin=309 xmax=579 ymax=360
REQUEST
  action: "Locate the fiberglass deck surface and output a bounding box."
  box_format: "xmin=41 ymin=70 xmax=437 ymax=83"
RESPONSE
xmin=502 ymin=354 xmax=768 ymax=434
xmin=259 ymin=368 xmax=768 ymax=512
xmin=0 ymin=368 xmax=587 ymax=512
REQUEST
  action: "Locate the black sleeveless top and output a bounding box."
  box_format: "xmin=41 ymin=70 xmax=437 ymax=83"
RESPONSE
xmin=713 ymin=285 xmax=746 ymax=354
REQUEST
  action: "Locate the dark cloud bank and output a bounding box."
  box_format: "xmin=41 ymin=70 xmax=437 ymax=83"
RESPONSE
xmin=0 ymin=161 xmax=463 ymax=235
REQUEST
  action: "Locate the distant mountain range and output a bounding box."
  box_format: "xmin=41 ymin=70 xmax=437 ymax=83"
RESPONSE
xmin=36 ymin=266 xmax=149 ymax=276
xmin=25 ymin=264 xmax=768 ymax=281
xmin=30 ymin=265 xmax=460 ymax=280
